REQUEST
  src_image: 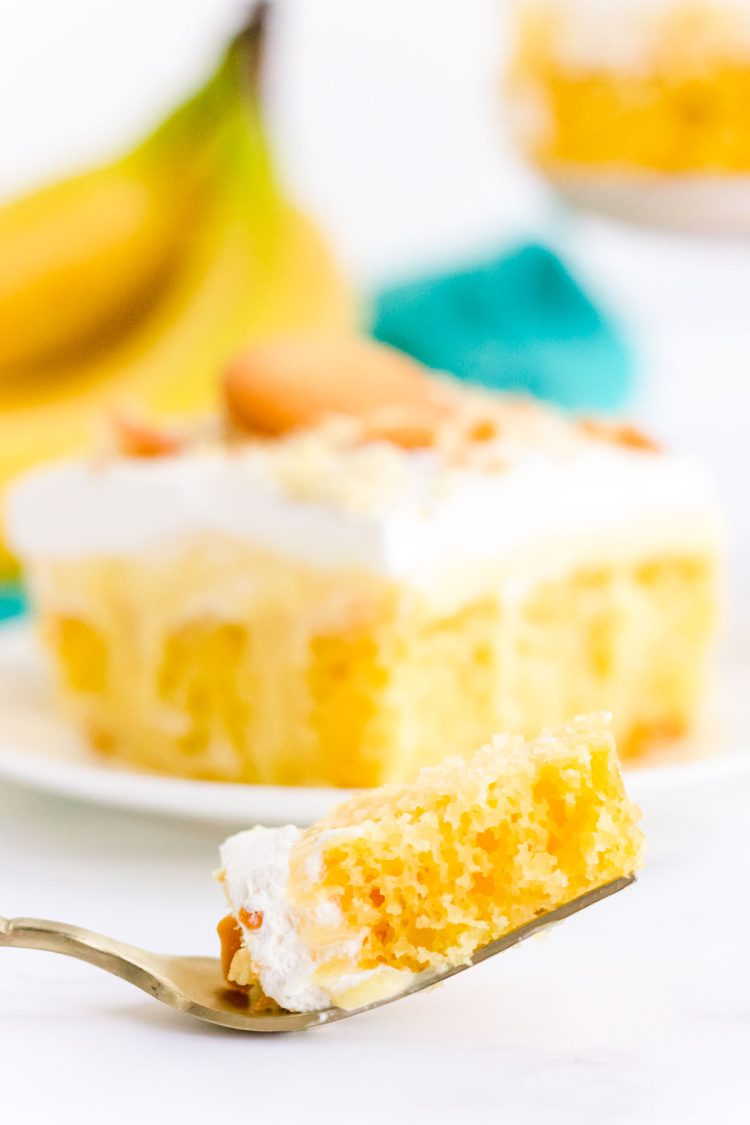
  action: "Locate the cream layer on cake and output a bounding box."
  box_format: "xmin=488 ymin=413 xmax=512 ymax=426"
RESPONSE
xmin=514 ymin=0 xmax=750 ymax=74
xmin=4 ymin=429 xmax=720 ymax=596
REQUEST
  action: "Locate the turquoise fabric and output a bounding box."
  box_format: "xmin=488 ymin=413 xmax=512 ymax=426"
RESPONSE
xmin=372 ymin=243 xmax=633 ymax=413
xmin=0 ymin=584 xmax=26 ymax=623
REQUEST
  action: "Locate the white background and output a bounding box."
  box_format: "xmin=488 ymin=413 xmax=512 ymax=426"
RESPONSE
xmin=2 ymin=2 xmax=750 ymax=1121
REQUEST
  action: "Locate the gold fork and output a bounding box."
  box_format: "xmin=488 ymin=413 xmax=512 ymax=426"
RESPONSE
xmin=1 ymin=875 xmax=634 ymax=1033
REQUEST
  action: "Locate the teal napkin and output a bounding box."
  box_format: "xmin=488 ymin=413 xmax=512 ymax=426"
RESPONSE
xmin=0 ymin=584 xmax=26 ymax=623
xmin=372 ymin=243 xmax=633 ymax=413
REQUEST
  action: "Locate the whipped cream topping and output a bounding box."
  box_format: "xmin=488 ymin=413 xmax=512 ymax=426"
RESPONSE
xmin=220 ymin=825 xmax=413 ymax=1012
xmin=518 ymin=0 xmax=750 ymax=74
xmin=4 ymin=431 xmax=720 ymax=587
xmin=220 ymin=826 xmax=332 ymax=1012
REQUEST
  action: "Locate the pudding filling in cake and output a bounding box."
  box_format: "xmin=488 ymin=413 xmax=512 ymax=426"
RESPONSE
xmin=5 ymin=337 xmax=720 ymax=786
xmin=216 ymin=715 xmax=645 ymax=1012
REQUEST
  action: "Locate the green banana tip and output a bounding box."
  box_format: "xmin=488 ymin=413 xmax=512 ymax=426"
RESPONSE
xmin=227 ymin=3 xmax=270 ymax=96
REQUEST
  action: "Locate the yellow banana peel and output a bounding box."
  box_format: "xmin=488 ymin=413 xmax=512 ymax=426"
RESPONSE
xmin=0 ymin=11 xmax=356 ymax=574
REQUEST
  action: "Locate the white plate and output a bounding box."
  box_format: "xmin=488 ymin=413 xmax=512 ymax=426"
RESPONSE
xmin=550 ymin=169 xmax=750 ymax=236
xmin=0 ymin=620 xmax=749 ymax=826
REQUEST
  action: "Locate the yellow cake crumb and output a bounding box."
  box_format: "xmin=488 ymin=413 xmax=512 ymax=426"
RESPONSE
xmin=289 ymin=714 xmax=644 ymax=975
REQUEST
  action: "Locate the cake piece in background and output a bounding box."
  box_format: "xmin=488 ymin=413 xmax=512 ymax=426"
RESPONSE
xmin=509 ymin=0 xmax=750 ymax=173
xmin=5 ymin=335 xmax=720 ymax=786
xmin=217 ymin=714 xmax=645 ymax=1012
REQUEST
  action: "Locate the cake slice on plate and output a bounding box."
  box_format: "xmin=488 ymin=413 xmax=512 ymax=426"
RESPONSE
xmin=5 ymin=336 xmax=720 ymax=786
xmin=217 ymin=713 xmax=645 ymax=1012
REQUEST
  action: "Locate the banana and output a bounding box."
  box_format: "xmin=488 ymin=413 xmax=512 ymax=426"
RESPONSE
xmin=0 ymin=10 xmax=356 ymax=572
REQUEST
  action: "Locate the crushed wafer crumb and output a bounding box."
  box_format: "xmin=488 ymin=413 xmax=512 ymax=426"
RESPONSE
xmin=228 ymin=946 xmax=255 ymax=987
xmin=579 ymin=418 xmax=661 ymax=453
xmin=97 ymin=381 xmax=662 ymax=518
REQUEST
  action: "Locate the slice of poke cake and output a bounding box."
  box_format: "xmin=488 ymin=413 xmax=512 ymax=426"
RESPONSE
xmin=5 ymin=335 xmax=720 ymax=786
xmin=216 ymin=714 xmax=645 ymax=1012
xmin=510 ymin=0 xmax=750 ymax=174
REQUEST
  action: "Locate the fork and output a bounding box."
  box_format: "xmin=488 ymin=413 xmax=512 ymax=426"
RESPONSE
xmin=0 ymin=875 xmax=634 ymax=1033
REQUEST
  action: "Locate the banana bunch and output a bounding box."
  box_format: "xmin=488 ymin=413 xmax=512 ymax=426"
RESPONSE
xmin=0 ymin=11 xmax=355 ymax=571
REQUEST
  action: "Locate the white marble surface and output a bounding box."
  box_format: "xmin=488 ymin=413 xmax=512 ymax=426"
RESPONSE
xmin=2 ymin=764 xmax=750 ymax=1125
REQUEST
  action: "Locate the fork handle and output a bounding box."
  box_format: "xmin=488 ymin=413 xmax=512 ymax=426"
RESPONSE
xmin=0 ymin=914 xmax=159 ymax=987
xmin=1 ymin=914 xmax=116 ymax=956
